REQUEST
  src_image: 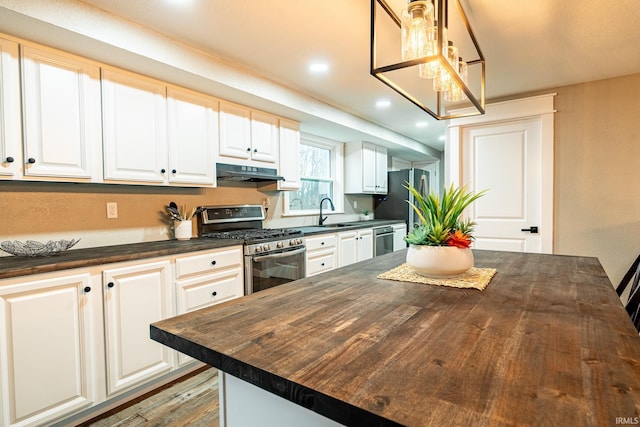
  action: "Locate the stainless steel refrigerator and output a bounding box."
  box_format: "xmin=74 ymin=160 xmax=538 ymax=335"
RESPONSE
xmin=374 ymin=168 xmax=430 ymax=229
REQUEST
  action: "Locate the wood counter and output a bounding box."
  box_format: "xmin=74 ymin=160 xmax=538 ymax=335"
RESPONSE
xmin=151 ymin=250 xmax=640 ymax=426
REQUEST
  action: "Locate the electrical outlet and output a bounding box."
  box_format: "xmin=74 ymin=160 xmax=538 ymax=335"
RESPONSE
xmin=354 ymin=201 xmax=358 ymax=209
xmin=106 ymin=202 xmax=118 ymax=219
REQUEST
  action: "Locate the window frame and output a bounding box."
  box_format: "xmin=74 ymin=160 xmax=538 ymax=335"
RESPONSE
xmin=283 ymin=133 xmax=344 ymax=217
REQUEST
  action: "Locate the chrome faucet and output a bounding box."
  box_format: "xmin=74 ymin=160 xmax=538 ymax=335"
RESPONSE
xmin=318 ymin=197 xmax=335 ymax=226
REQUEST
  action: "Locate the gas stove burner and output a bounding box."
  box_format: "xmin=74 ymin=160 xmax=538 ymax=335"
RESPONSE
xmin=203 ymin=228 xmax=303 ymax=243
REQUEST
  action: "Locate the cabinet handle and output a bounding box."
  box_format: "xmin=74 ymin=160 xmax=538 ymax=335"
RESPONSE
xmin=212 ymin=291 xmax=217 ymax=297
xmin=5 ymin=156 xmax=14 ymax=163
xmin=84 ymin=286 xmax=91 ymax=293
xmin=160 ymin=168 xmax=166 ymax=174
xmin=211 ymin=260 xmax=217 ymax=266
xmin=321 ymin=242 xmax=325 ymax=245
xmin=253 ymin=148 xmax=257 ymax=153
xmin=27 ymin=157 xmax=36 ymax=164
xmin=321 ymin=263 xmax=325 ymax=266
xmin=107 ymin=282 xmax=115 ymax=288
xmin=172 ymin=169 xmax=177 ymax=174
xmin=246 ymin=147 xmax=251 ymax=152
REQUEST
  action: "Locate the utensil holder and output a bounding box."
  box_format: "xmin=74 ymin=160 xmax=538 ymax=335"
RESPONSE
xmin=174 ymin=220 xmax=192 ymax=240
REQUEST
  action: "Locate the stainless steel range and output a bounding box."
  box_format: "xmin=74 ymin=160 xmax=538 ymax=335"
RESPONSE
xmin=197 ymin=205 xmax=306 ymax=295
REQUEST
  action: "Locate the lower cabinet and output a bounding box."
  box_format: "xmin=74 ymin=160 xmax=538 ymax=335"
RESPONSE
xmin=0 ymin=271 xmax=102 ymax=427
xmin=393 ymin=223 xmax=408 ymax=251
xmin=337 ymin=229 xmax=373 ymax=267
xmin=0 ymin=245 xmax=244 ymax=427
xmin=305 ymin=234 xmax=338 ymax=277
xmin=102 ymin=259 xmax=175 ymax=396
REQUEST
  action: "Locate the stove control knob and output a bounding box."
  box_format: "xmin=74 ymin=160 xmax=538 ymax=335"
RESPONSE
xmin=255 ymin=246 xmax=263 ymax=253
xmin=276 ymin=241 xmax=284 ymax=249
xmin=289 ymin=240 xmax=295 ymax=246
xmin=264 ymin=244 xmax=271 ymax=251
xmin=297 ymin=238 xmax=303 ymax=245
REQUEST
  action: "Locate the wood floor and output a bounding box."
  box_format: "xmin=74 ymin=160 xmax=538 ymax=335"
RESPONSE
xmin=80 ymin=367 xmax=220 ymax=427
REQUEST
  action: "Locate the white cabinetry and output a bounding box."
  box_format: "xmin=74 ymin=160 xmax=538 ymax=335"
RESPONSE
xmin=102 ymin=67 xmax=168 ymax=184
xmin=175 ymin=247 xmax=244 ymax=366
xmin=21 ymin=44 xmax=102 ymax=182
xmin=167 ymin=86 xmax=218 ymax=186
xmin=102 ymin=259 xmax=175 ymax=396
xmin=0 ymin=271 xmax=101 ymax=427
xmin=345 ymin=142 xmax=388 ymax=194
xmin=393 ymin=223 xmax=408 ymax=251
xmin=218 ymin=101 xmax=278 ymax=167
xmin=305 ymin=234 xmax=338 ymax=277
xmin=0 ymin=37 xmax=21 ymax=179
xmin=338 ymin=229 xmax=373 ymax=267
xmin=277 ymin=118 xmax=301 ymax=190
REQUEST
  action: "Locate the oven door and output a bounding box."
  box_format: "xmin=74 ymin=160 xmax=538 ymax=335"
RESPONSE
xmin=246 ymin=247 xmax=306 ymax=294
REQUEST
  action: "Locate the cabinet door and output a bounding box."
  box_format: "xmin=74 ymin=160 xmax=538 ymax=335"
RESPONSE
xmin=277 ymin=119 xmax=300 ymax=190
xmin=338 ymin=231 xmax=358 ymax=267
xmin=218 ymin=101 xmax=251 ymax=160
xmin=167 ymin=86 xmax=217 ymax=186
xmin=21 ymin=45 xmax=102 ymax=181
xmin=357 ymin=229 xmax=374 ymax=262
xmin=375 ymin=145 xmax=388 ymax=193
xmin=393 ymin=224 xmax=407 ymax=251
xmin=361 ymin=142 xmax=378 ymax=193
xmin=103 ymin=260 xmax=174 ymax=396
xmin=0 ymin=37 xmax=21 ymax=179
xmin=0 ymin=273 xmax=99 ymax=427
xmin=250 ymin=110 xmax=278 ymax=164
xmin=102 ymin=68 xmax=168 ymax=183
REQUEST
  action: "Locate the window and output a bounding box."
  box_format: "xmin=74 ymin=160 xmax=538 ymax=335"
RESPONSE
xmin=284 ymin=134 xmax=344 ymax=216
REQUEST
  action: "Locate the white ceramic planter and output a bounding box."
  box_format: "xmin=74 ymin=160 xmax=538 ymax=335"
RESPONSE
xmin=174 ymin=220 xmax=192 ymax=240
xmin=406 ymin=245 xmax=474 ymax=278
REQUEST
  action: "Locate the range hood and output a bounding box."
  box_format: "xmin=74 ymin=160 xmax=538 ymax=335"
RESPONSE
xmin=216 ymin=163 xmax=284 ymax=182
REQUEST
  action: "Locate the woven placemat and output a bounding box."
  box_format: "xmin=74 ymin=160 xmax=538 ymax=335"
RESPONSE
xmin=377 ymin=263 xmax=497 ymax=291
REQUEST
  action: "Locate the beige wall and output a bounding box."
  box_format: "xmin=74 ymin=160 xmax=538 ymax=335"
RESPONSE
xmin=552 ymin=73 xmax=640 ymax=286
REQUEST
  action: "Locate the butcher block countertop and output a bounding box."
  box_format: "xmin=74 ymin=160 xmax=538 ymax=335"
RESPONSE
xmin=0 ymin=238 xmax=237 ymax=280
xmin=151 ymin=250 xmax=640 ymax=426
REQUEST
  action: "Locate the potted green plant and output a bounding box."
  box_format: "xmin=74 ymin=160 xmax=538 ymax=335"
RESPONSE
xmin=404 ymin=183 xmax=486 ymax=277
xmin=361 ymin=209 xmax=373 ymax=221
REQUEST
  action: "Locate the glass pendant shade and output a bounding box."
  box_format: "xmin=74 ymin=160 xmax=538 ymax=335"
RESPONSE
xmin=434 ymin=41 xmax=458 ymax=92
xmin=401 ymin=1 xmax=434 ymax=62
xmin=444 ymin=57 xmax=468 ymax=101
xmin=418 ymin=21 xmax=445 ymax=79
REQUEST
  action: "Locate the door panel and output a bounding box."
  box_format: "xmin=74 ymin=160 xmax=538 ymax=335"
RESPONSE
xmin=462 ymin=118 xmax=543 ymax=253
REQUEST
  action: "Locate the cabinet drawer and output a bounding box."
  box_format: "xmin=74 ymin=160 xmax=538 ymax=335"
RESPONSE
xmin=305 ymin=234 xmax=337 ymax=251
xmin=307 ymin=251 xmax=336 ymax=276
xmin=175 ymin=246 xmax=243 ymax=279
xmin=177 ymin=269 xmax=244 ymax=313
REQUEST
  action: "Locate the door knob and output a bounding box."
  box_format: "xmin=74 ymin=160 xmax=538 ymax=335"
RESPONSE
xmin=521 ymin=226 xmax=539 ymax=234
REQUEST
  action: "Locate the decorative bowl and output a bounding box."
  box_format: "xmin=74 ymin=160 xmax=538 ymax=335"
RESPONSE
xmin=0 ymin=239 xmax=81 ymax=257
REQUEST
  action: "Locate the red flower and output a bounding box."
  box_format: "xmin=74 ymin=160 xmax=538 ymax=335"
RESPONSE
xmin=446 ymin=230 xmax=472 ymax=248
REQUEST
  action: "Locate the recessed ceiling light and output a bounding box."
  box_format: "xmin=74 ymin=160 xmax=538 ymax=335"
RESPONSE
xmin=309 ymin=63 xmax=329 ymax=73
xmin=376 ymin=99 xmax=391 ymax=108
xmin=416 ymin=122 xmax=428 ymax=128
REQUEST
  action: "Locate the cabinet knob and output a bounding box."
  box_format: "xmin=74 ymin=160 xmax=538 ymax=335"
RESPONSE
xmin=321 ymin=262 xmax=325 ymax=266
xmin=253 ymin=148 xmax=258 ymax=153
xmin=5 ymin=156 xmax=14 ymax=163
xmin=172 ymin=169 xmax=177 ymax=174
xmin=246 ymin=147 xmax=251 ymax=152
xmin=321 ymin=242 xmax=325 ymax=245
xmin=107 ymin=282 xmax=115 ymax=288
xmin=211 ymin=260 xmax=217 ymax=266
xmin=160 ymin=168 xmax=166 ymax=174
xmin=84 ymin=286 xmax=91 ymax=293
xmin=27 ymin=157 xmax=36 ymax=164
xmin=212 ymin=291 xmax=217 ymax=297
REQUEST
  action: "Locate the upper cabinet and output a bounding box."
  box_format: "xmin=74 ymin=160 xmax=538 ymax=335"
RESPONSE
xmin=101 ymin=67 xmax=168 ymax=184
xmin=345 ymin=142 xmax=388 ymax=194
xmin=0 ymin=37 xmax=21 ymax=179
xmin=218 ymin=101 xmax=278 ymax=167
xmin=277 ymin=118 xmax=301 ymax=190
xmin=102 ymin=69 xmax=218 ymax=186
xmin=166 ymin=86 xmax=218 ymax=186
xmin=21 ymin=44 xmax=102 ymax=182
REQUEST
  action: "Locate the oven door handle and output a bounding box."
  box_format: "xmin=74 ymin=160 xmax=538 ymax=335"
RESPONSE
xmin=252 ymin=247 xmax=307 ymax=262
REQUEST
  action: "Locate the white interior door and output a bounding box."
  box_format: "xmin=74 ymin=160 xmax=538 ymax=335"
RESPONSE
xmin=462 ymin=119 xmax=545 ymax=253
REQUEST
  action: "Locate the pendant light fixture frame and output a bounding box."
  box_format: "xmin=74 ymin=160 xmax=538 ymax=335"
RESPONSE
xmin=370 ymin=0 xmax=485 ymax=120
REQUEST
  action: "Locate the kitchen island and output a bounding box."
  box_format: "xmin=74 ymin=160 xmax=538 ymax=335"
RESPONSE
xmin=151 ymin=250 xmax=640 ymax=426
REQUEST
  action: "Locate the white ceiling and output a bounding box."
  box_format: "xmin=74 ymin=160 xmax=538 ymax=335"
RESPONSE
xmin=77 ymin=0 xmax=640 ymax=153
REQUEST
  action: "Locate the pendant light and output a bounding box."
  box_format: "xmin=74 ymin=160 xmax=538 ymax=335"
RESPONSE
xmin=370 ymin=0 xmax=485 ymax=120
